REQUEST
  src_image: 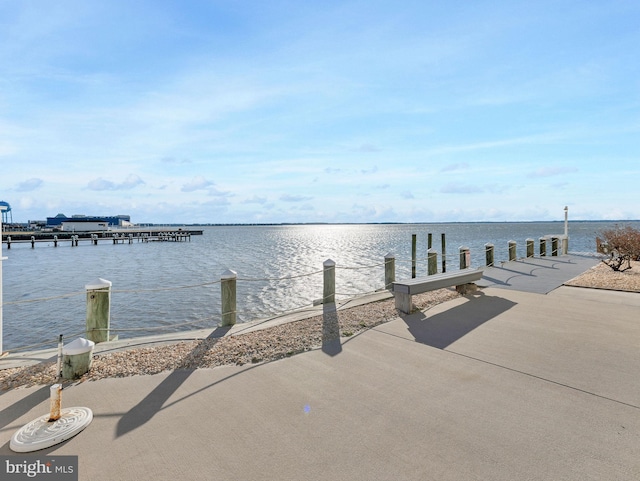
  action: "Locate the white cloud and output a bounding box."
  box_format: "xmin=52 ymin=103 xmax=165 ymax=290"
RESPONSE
xmin=181 ymin=177 xmax=215 ymax=192
xmin=87 ymin=175 xmax=144 ymax=191
xmin=528 ymin=167 xmax=579 ymax=178
xmin=16 ymin=178 xmax=43 ymax=192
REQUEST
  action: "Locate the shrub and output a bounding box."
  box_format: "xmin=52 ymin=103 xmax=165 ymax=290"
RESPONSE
xmin=597 ymin=225 xmax=640 ymax=272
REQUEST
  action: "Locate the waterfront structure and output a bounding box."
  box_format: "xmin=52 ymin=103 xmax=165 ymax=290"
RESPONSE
xmin=47 ymin=213 xmax=131 ymax=228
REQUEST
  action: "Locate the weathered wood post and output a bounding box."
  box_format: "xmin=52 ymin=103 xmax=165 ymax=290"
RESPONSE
xmin=411 ymin=234 xmax=417 ymax=278
xmin=323 ymin=259 xmax=336 ymax=304
xmin=540 ymin=237 xmax=547 ymax=257
xmin=428 ymin=233 xmax=433 ymax=249
xmin=508 ymin=240 xmax=517 ymax=261
xmin=459 ymin=246 xmax=470 ymax=270
xmin=526 ymin=238 xmax=534 ymax=258
xmin=441 ymin=233 xmax=447 ymax=273
xmin=551 ymin=237 xmax=559 ymax=256
xmin=485 ymin=243 xmax=494 ymax=267
xmin=221 ymin=269 xmax=237 ymax=326
xmin=85 ymin=278 xmax=112 ymax=343
xmin=427 ymin=248 xmax=438 ymax=275
xmin=561 ymin=236 xmax=568 ymax=255
xmin=384 ymin=252 xmax=395 ymax=290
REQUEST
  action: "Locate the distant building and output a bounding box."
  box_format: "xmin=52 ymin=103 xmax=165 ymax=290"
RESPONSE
xmin=61 ymin=220 xmax=108 ymax=232
xmin=47 ymin=214 xmax=131 ymax=228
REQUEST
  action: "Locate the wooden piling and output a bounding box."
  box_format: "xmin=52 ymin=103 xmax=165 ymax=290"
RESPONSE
xmin=384 ymin=252 xmax=395 ymax=290
xmin=221 ymin=269 xmax=237 ymax=326
xmin=323 ymin=259 xmax=336 ymax=304
xmin=85 ymin=278 xmax=112 ymax=343
xmin=551 ymin=237 xmax=559 ymax=256
xmin=485 ymin=243 xmax=494 ymax=267
xmin=441 ymin=233 xmax=447 ymax=273
xmin=427 ymin=248 xmax=438 ymax=275
xmin=459 ymin=246 xmax=470 ymax=270
xmin=508 ymin=240 xmax=517 ymax=261
xmin=526 ymin=238 xmax=534 ymax=258
xmin=540 ymin=237 xmax=547 ymax=257
xmin=411 ymin=234 xmax=417 ymax=279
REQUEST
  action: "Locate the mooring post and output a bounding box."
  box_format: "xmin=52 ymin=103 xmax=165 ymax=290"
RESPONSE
xmin=85 ymin=278 xmax=112 ymax=343
xmin=31 ymin=236 xmax=35 ymax=248
xmin=540 ymin=237 xmax=547 ymax=257
xmin=411 ymin=234 xmax=417 ymax=279
xmin=0 ymin=210 xmax=6 ymax=355
xmin=323 ymin=259 xmax=336 ymax=304
xmin=508 ymin=240 xmax=517 ymax=261
xmin=441 ymin=233 xmax=447 ymax=273
xmin=551 ymin=237 xmax=559 ymax=256
xmin=6 ymin=236 xmax=10 ymax=249
xmin=221 ymin=269 xmax=237 ymax=326
xmin=459 ymin=246 xmax=470 ymax=270
xmin=53 ymin=235 xmax=57 ymax=247
xmin=428 ymin=233 xmax=432 ymax=250
xmin=526 ymin=238 xmax=534 ymax=258
xmin=427 ymin=248 xmax=438 ymax=275
xmin=384 ymin=252 xmax=395 ymax=290
xmin=485 ymin=243 xmax=494 ymax=267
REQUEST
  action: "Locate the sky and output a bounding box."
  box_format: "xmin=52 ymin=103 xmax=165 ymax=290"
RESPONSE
xmin=1 ymin=0 xmax=639 ymax=224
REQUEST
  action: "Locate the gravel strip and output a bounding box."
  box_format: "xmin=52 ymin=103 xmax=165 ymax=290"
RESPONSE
xmin=1 ymin=289 xmax=459 ymax=391
xmin=564 ymin=260 xmax=640 ymax=292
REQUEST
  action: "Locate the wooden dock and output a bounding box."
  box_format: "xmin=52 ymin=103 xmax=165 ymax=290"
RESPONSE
xmin=1 ymin=229 xmax=203 ymax=248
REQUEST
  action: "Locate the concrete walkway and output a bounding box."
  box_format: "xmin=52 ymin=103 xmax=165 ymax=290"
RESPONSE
xmin=1 ymin=256 xmax=639 ymax=480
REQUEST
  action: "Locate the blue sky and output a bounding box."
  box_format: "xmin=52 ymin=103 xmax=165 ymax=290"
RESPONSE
xmin=1 ymin=0 xmax=639 ymax=224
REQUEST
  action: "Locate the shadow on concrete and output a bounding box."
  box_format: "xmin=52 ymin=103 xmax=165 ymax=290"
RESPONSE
xmin=0 ymin=385 xmax=50 ymax=431
xmin=400 ymin=292 xmax=517 ymax=349
xmin=116 ymin=326 xmax=231 ymax=438
xmin=322 ymin=303 xmax=342 ymax=356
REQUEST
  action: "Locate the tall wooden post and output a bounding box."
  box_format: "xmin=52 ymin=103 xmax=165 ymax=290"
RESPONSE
xmin=540 ymin=237 xmax=547 ymax=257
xmin=428 ymin=233 xmax=432 ymax=249
xmin=85 ymin=278 xmax=112 ymax=343
xmin=427 ymin=248 xmax=438 ymax=275
xmin=551 ymin=237 xmax=559 ymax=256
xmin=384 ymin=252 xmax=395 ymax=290
xmin=0 ymin=208 xmax=6 ymax=355
xmin=323 ymin=259 xmax=336 ymax=304
xmin=485 ymin=243 xmax=494 ymax=267
xmin=508 ymin=240 xmax=517 ymax=261
xmin=221 ymin=269 xmax=237 ymax=326
xmin=411 ymin=234 xmax=417 ymax=279
xmin=459 ymin=246 xmax=470 ymax=270
xmin=526 ymin=238 xmax=534 ymax=258
xmin=441 ymin=233 xmax=447 ymax=273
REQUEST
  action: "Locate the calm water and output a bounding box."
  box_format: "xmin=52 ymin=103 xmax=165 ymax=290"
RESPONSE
xmin=2 ymin=221 xmax=637 ymax=351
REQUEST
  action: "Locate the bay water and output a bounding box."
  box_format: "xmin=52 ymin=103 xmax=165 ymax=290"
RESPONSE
xmin=2 ymin=221 xmax=636 ymax=352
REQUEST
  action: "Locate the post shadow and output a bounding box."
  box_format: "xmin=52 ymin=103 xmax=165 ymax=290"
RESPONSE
xmin=321 ymin=303 xmax=342 ymax=356
xmin=0 ymin=385 xmax=50 ymax=430
xmin=400 ymin=292 xmax=517 ymax=350
xmin=116 ymin=325 xmax=231 ymax=438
